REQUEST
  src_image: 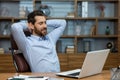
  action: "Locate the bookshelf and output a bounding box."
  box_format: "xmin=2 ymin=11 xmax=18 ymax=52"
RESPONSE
xmin=0 ymin=0 xmax=119 ymax=72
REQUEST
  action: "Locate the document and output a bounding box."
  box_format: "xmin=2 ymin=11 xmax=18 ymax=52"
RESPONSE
xmin=7 ymin=74 xmax=64 ymax=80
xmin=7 ymin=74 xmax=49 ymax=80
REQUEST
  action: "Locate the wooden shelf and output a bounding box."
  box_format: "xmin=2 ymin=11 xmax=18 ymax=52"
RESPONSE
xmin=61 ymin=35 xmax=118 ymax=38
xmin=77 ymin=0 xmax=118 ymax=2
xmin=0 ymin=35 xmax=10 ymax=39
xmin=36 ymin=0 xmax=74 ymax=2
xmin=0 ymin=17 xmax=13 ymax=20
xmin=0 ymin=35 xmax=117 ymax=39
xmin=0 ymin=0 xmax=20 ymax=2
xmin=0 ymin=0 xmax=119 ymax=72
xmin=97 ymin=17 xmax=118 ymax=20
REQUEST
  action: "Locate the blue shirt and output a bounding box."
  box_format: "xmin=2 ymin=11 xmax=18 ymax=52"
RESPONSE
xmin=11 ymin=19 xmax=66 ymax=72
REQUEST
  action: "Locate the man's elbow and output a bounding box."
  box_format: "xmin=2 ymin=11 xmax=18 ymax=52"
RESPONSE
xmin=61 ymin=20 xmax=67 ymax=27
xmin=11 ymin=23 xmax=17 ymax=29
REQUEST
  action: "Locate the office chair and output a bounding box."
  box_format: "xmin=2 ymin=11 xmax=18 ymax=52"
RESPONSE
xmin=10 ymin=31 xmax=31 ymax=72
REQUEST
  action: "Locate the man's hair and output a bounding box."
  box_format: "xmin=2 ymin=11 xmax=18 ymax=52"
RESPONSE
xmin=27 ymin=10 xmax=46 ymax=24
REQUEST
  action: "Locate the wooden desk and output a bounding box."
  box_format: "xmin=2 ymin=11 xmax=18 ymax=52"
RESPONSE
xmin=0 ymin=70 xmax=111 ymax=80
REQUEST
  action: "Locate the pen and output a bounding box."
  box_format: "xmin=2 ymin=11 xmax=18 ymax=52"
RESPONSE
xmin=8 ymin=78 xmax=24 ymax=80
xmin=28 ymin=76 xmax=44 ymax=78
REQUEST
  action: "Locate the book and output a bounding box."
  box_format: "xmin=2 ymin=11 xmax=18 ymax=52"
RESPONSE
xmin=82 ymin=2 xmax=88 ymax=17
xmin=66 ymin=46 xmax=74 ymax=54
xmin=83 ymin=40 xmax=91 ymax=52
xmin=0 ymin=48 xmax=4 ymax=54
xmin=56 ymin=40 xmax=62 ymax=53
xmin=66 ymin=12 xmax=75 ymax=18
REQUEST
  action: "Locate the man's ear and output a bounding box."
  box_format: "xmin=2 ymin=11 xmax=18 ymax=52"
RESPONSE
xmin=28 ymin=22 xmax=34 ymax=29
xmin=27 ymin=23 xmax=34 ymax=33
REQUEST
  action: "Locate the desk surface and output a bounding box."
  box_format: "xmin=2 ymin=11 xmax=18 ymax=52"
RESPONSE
xmin=1 ymin=70 xmax=111 ymax=80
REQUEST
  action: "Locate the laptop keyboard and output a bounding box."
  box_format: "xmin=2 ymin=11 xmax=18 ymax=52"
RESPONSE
xmin=68 ymin=72 xmax=80 ymax=76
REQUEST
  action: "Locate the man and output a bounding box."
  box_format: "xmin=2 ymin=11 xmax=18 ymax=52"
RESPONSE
xmin=11 ymin=10 xmax=66 ymax=72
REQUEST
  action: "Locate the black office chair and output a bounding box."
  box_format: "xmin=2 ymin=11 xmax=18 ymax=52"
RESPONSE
xmin=10 ymin=31 xmax=31 ymax=72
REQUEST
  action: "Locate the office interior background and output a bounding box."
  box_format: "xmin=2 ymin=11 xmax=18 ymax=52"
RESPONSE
xmin=0 ymin=0 xmax=119 ymax=73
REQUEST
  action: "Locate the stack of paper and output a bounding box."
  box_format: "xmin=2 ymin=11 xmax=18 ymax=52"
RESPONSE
xmin=7 ymin=74 xmax=64 ymax=80
xmin=7 ymin=75 xmax=49 ymax=80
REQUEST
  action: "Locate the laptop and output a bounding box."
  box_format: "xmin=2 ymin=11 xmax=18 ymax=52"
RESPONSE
xmin=56 ymin=49 xmax=110 ymax=79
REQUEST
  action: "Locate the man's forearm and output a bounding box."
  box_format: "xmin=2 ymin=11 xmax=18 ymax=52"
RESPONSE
xmin=11 ymin=22 xmax=29 ymax=52
xmin=47 ymin=19 xmax=66 ymax=28
xmin=11 ymin=22 xmax=28 ymax=32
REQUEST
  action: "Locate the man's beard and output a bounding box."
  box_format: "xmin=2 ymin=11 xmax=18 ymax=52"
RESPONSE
xmin=34 ymin=26 xmax=47 ymax=37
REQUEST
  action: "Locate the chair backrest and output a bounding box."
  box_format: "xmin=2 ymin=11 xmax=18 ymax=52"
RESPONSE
xmin=10 ymin=31 xmax=31 ymax=72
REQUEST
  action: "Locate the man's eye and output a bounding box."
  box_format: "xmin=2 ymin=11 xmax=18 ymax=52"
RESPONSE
xmin=39 ymin=22 xmax=43 ymax=25
xmin=38 ymin=21 xmax=46 ymax=25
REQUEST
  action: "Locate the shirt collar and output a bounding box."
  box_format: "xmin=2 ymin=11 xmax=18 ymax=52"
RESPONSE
xmin=31 ymin=35 xmax=48 ymax=41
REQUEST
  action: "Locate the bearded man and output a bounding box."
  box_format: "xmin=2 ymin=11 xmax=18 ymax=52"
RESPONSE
xmin=11 ymin=10 xmax=66 ymax=72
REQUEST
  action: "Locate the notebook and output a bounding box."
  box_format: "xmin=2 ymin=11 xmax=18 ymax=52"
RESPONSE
xmin=56 ymin=49 xmax=110 ymax=79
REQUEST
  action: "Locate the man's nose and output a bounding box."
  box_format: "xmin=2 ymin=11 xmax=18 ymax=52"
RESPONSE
xmin=44 ymin=23 xmax=47 ymax=28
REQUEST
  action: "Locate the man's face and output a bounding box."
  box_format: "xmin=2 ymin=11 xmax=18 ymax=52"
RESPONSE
xmin=32 ymin=16 xmax=47 ymax=37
